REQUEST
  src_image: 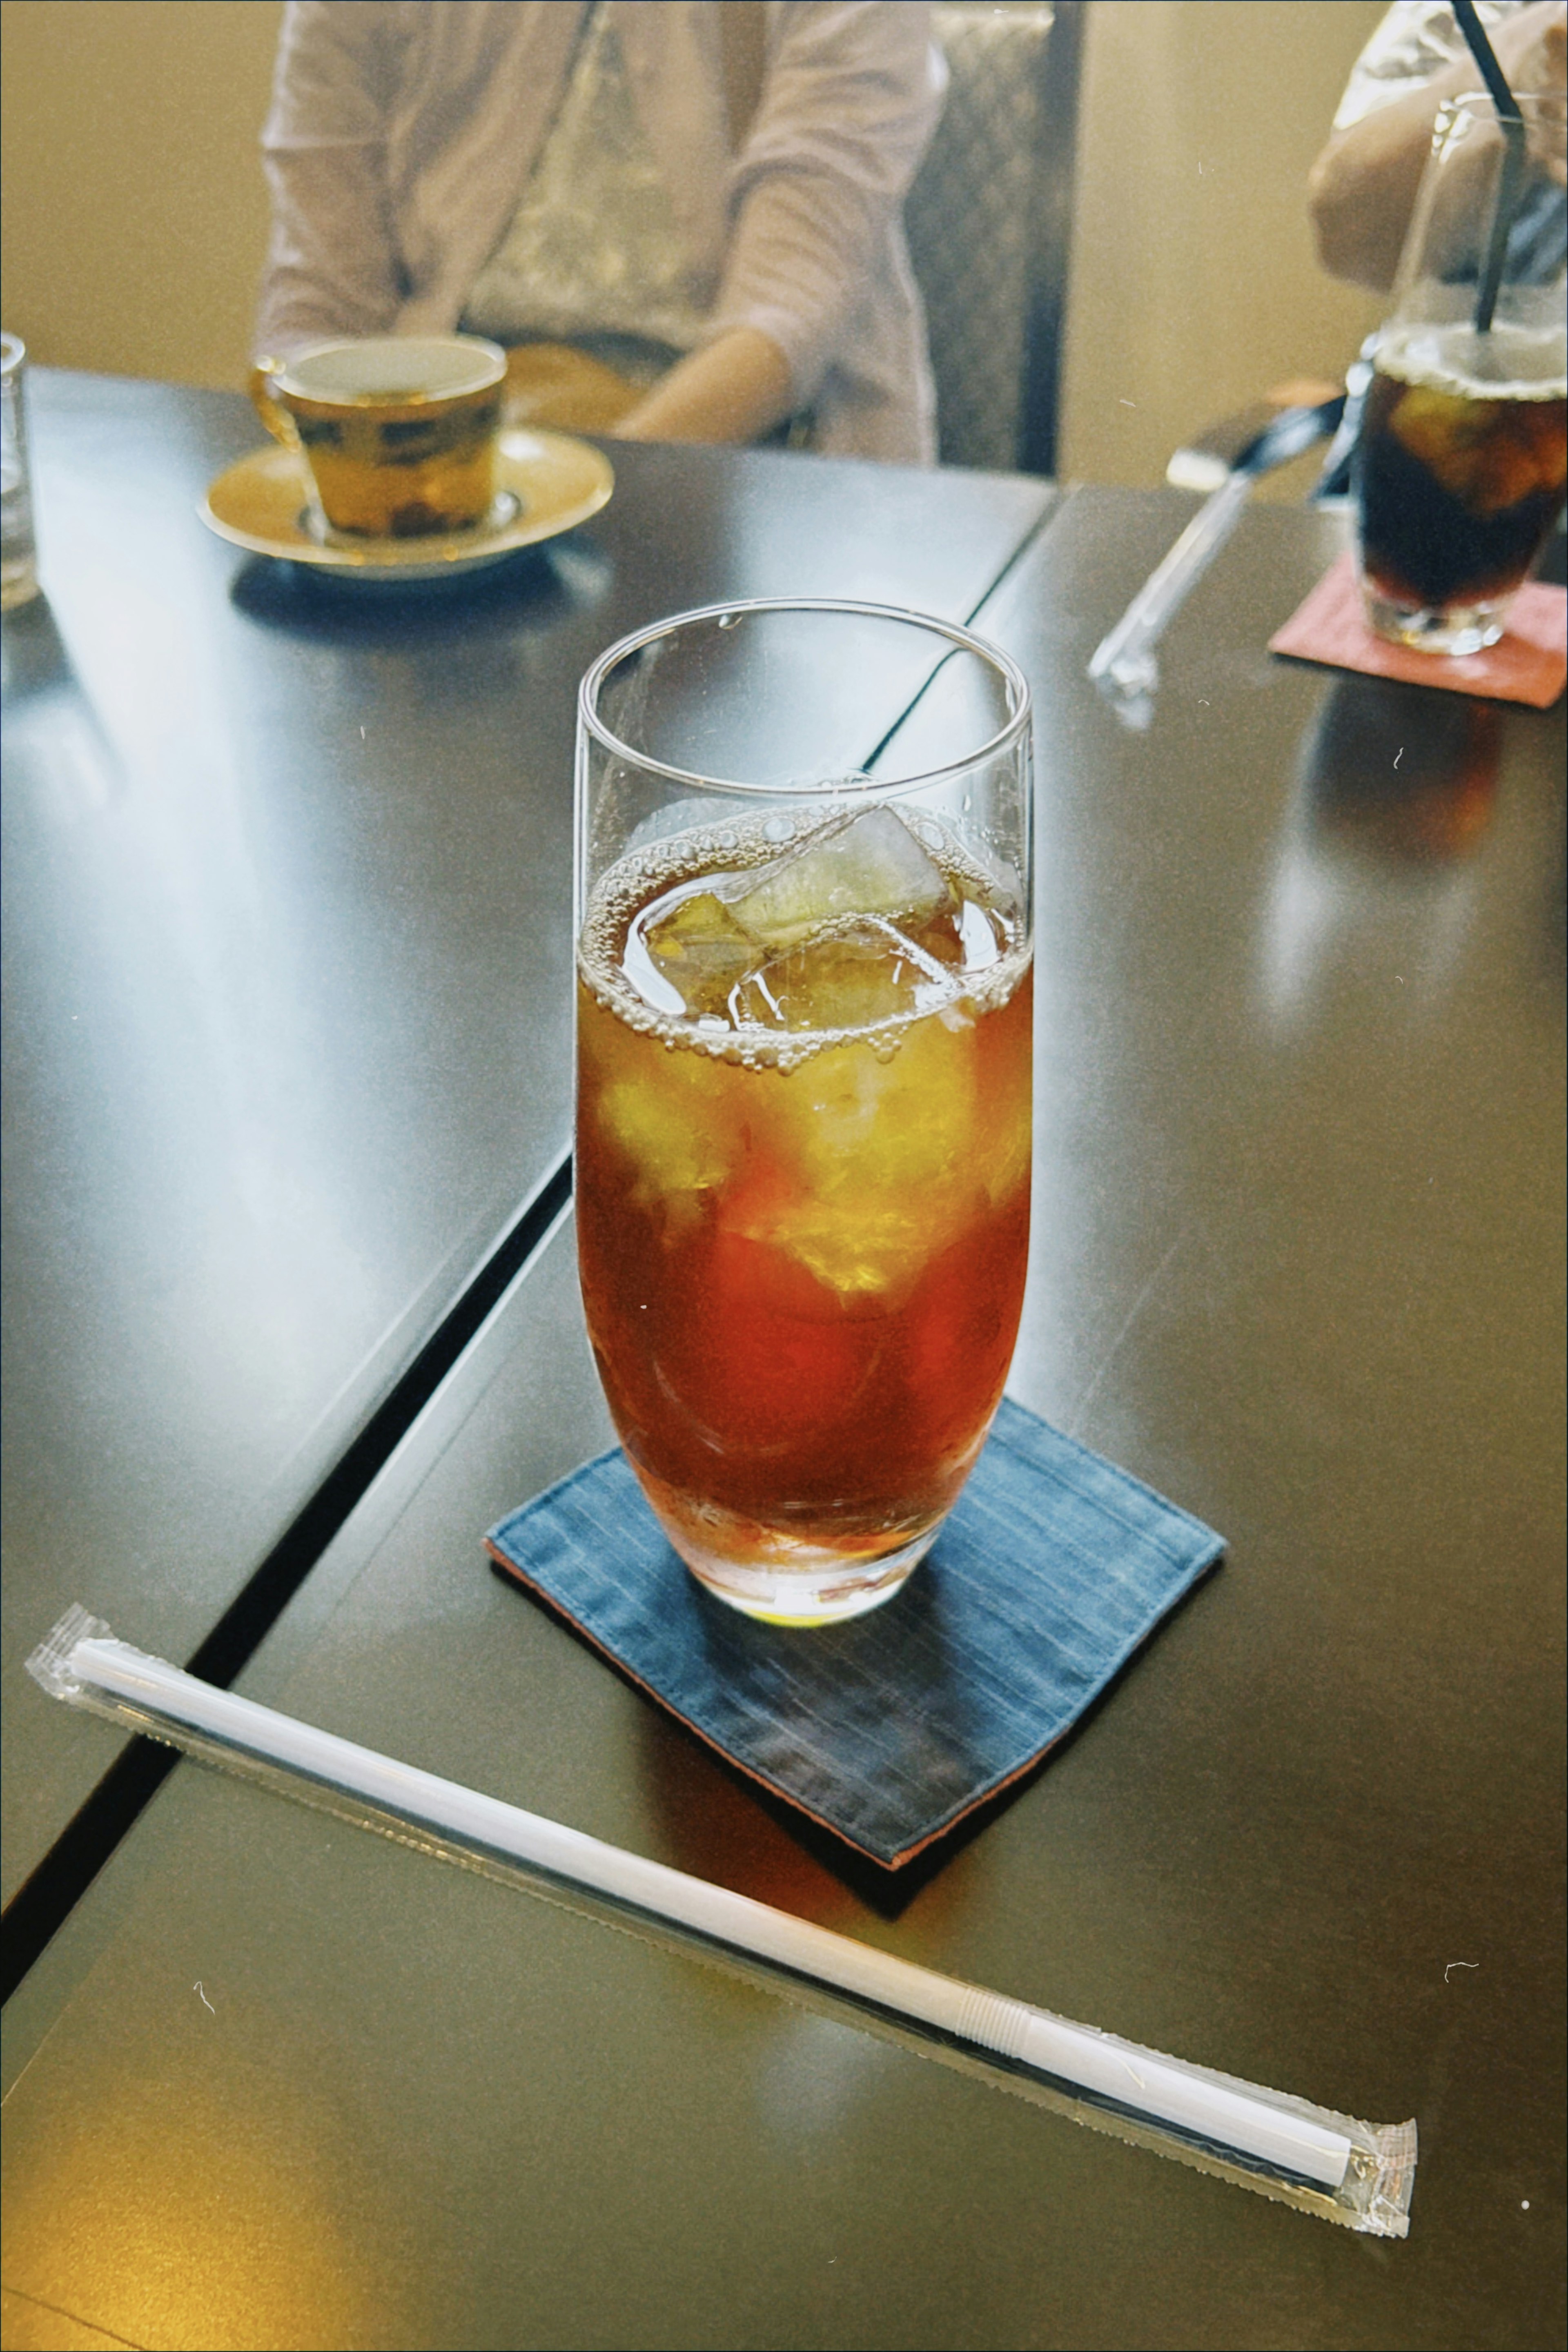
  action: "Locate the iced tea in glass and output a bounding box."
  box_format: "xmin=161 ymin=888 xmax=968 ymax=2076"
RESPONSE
xmin=1353 ymin=91 xmax=1566 ymax=655
xmin=575 ymin=601 xmax=1033 ymax=1625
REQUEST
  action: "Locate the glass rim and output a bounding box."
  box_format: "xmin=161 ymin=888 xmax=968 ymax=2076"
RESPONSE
xmin=1435 ymin=85 xmax=1567 ymax=138
xmin=272 ymin=332 xmax=507 ymax=405
xmin=0 ymin=332 xmax=24 ymax=377
xmin=1441 ymin=84 xmax=1567 ymax=110
xmin=577 ymin=595 xmax=1033 ymax=797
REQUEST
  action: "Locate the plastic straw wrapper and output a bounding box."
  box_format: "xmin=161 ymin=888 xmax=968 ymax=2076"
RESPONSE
xmin=29 ymin=1606 xmax=1416 ymax=2235
xmin=1088 ymin=470 xmax=1255 ymax=709
xmin=1089 ymin=398 xmax=1344 ymax=725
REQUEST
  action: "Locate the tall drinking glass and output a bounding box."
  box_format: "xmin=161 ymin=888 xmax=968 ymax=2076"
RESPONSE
xmin=1353 ymin=89 xmax=1566 ymax=655
xmin=575 ymin=599 xmax=1033 ymax=1626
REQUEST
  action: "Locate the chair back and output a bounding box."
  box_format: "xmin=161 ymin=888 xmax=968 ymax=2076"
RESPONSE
xmin=904 ymin=1 xmax=1085 ymax=475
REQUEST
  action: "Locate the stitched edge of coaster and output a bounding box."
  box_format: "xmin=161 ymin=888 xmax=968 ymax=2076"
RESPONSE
xmin=987 ymin=1400 xmax=1218 ymax=1567
xmin=487 ymin=1531 xmax=1221 ymax=1868
xmin=485 ymin=1537 xmax=1048 ymax=1868
xmin=488 ymin=1441 xmax=625 ymax=1546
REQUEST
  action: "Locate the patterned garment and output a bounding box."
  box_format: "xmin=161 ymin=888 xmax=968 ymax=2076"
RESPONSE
xmin=463 ymin=2 xmax=711 ymax=381
xmin=1334 ymin=0 xmax=1537 ymax=129
xmin=258 ymin=4 xmax=943 ymax=464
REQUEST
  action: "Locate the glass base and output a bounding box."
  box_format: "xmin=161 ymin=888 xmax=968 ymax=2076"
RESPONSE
xmin=1360 ymin=581 xmax=1510 ymax=658
xmin=648 ymin=1493 xmax=943 ymax=1626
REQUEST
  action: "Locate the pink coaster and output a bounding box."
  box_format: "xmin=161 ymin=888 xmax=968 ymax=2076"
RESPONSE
xmin=1270 ymin=550 xmax=1567 ymax=708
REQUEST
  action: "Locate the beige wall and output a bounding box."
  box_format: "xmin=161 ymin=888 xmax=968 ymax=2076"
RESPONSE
xmin=1 ymin=0 xmax=1388 ymax=484
xmin=0 ymin=0 xmax=283 ymax=391
xmin=1062 ymin=0 xmax=1387 ymax=487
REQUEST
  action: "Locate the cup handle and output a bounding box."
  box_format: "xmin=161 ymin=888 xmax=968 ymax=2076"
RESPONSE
xmin=249 ymin=358 xmax=300 ymax=451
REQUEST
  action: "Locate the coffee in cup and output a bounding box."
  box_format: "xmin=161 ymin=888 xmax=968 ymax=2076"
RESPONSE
xmin=251 ymin=336 xmax=508 ymax=539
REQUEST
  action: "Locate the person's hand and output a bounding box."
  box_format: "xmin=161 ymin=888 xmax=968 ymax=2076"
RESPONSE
xmin=1310 ymin=2 xmax=1567 ymax=289
xmin=612 ymin=327 xmax=794 ymax=448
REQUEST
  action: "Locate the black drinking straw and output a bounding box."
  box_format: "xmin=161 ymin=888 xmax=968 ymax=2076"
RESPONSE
xmin=1452 ymin=0 xmax=1528 ymax=333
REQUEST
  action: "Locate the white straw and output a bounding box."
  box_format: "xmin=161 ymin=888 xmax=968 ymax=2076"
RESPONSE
xmin=38 ymin=1620 xmax=1352 ymax=2190
xmin=1088 ymin=471 xmax=1254 ymax=697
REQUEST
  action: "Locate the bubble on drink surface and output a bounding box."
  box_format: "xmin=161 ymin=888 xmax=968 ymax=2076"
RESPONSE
xmin=722 ymin=806 xmax=952 ymax=953
xmin=582 ymin=808 xmax=1026 ymax=1068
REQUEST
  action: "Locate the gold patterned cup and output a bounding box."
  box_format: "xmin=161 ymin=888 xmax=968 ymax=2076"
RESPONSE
xmin=250 ymin=336 xmax=508 ymax=540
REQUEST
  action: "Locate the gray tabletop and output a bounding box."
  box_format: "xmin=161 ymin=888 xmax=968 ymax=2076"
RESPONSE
xmin=0 ymin=372 xmax=1051 ymax=1907
xmin=4 ymin=490 xmax=1561 ymax=2350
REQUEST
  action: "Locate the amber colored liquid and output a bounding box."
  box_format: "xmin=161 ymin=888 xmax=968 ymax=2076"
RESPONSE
xmin=1356 ymin=348 xmax=1566 ymax=611
xmin=575 ymin=829 xmax=1032 ymax=1595
xmin=288 ymin=390 xmax=501 ymax=537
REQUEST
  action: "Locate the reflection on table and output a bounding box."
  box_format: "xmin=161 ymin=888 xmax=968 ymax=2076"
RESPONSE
xmin=2 ymin=474 xmax=1561 ymax=2349
xmin=0 ymin=370 xmax=1052 ymax=1904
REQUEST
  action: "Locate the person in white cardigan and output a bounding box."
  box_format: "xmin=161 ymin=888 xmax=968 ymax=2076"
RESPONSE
xmin=256 ymin=0 xmax=945 ymax=463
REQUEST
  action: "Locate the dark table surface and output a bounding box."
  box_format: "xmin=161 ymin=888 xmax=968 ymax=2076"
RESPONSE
xmin=4 ymin=487 xmax=1561 ymax=2350
xmin=0 ymin=372 xmax=1052 ymax=1908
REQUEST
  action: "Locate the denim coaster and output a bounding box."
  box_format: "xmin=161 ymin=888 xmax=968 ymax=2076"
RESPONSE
xmin=487 ymin=1398 xmax=1224 ymax=1867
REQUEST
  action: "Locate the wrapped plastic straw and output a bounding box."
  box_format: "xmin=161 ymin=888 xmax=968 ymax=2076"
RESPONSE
xmin=28 ymin=1606 xmax=1416 ymax=2234
xmin=1088 ymin=399 xmax=1344 ymax=719
xmin=1087 ymin=470 xmax=1254 ymax=705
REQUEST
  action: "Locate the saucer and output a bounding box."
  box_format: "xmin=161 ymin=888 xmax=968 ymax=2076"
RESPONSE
xmin=200 ymin=427 xmax=615 ymax=582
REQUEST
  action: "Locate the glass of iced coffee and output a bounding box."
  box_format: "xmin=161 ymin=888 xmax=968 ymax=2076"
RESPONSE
xmin=1353 ymin=90 xmax=1566 ymax=656
xmin=575 ymin=601 xmax=1033 ymax=1626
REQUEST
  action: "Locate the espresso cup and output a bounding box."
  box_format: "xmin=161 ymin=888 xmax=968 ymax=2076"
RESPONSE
xmin=251 ymin=336 xmax=508 ymax=539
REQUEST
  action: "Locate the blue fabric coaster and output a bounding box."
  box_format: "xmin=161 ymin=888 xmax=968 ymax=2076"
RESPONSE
xmin=487 ymin=1398 xmax=1224 ymax=1868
